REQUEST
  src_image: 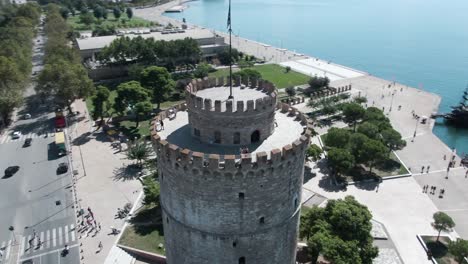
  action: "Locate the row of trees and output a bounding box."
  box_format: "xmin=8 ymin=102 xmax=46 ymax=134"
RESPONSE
xmin=37 ymin=4 xmax=94 ymax=111
xmin=300 ymin=196 xmax=378 ymax=263
xmin=98 ymin=36 xmax=201 ymax=70
xmin=0 ymin=3 xmax=41 ymax=126
xmin=77 ymin=6 xmax=133 ymax=25
xmin=92 ymin=66 xmax=174 ymax=126
xmin=324 ymin=104 xmax=406 ymax=177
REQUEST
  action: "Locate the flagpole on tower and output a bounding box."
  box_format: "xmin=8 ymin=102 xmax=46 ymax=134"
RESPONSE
xmin=227 ymin=0 xmax=233 ymax=99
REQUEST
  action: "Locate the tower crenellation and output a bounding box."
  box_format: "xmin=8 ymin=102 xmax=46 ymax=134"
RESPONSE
xmin=151 ymin=78 xmax=312 ymax=264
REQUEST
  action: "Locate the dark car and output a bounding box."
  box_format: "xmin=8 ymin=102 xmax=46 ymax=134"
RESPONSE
xmin=4 ymin=166 xmax=19 ymax=177
xmin=57 ymin=163 xmax=68 ymax=174
xmin=23 ymin=138 xmax=32 ymax=147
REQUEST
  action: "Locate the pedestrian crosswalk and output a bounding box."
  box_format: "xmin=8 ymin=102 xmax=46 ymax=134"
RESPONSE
xmin=0 ymin=224 xmax=78 ymax=261
xmin=0 ymin=132 xmax=55 ymax=144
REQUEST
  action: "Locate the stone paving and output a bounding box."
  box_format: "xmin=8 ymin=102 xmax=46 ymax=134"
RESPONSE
xmin=67 ymin=99 xmax=143 ymax=264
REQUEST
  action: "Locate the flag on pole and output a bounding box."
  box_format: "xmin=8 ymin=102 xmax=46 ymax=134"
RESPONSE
xmin=227 ymin=0 xmax=231 ymax=29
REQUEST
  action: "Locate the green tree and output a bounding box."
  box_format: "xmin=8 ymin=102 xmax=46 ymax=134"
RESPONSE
xmin=348 ymin=133 xmax=370 ymax=164
xmin=353 ymin=96 xmax=368 ymax=104
xmin=79 ymin=11 xmax=95 ymax=26
xmin=142 ymin=176 xmax=160 ymax=207
xmin=357 ymin=122 xmax=380 ymax=140
xmin=327 ymin=148 xmax=354 ymax=177
xmin=324 ymin=127 xmax=351 ymax=149
xmin=102 ymin=9 xmax=108 ymax=20
xmin=217 ymin=47 xmax=239 ymax=65
xmin=301 ymin=196 xmax=378 ymax=264
xmin=126 ymin=139 xmax=151 ymax=166
xmin=448 ymin=238 xmax=468 ymax=264
xmin=285 ymin=66 xmax=291 ymax=73
xmin=285 ymin=86 xmax=296 ymax=98
xmin=193 ymin=62 xmax=213 ymax=78
xmin=134 ymin=100 xmax=153 ymax=127
xmin=114 ymin=81 xmax=150 ymax=115
xmin=140 ymin=66 xmax=174 ymax=109
xmin=432 ymin=212 xmax=455 ymax=242
xmin=381 ymin=128 xmax=406 ymax=154
xmin=126 ymin=7 xmax=133 ymax=19
xmin=306 ymin=144 xmax=323 ymax=161
xmin=342 ymin=102 xmax=366 ymax=132
xmin=93 ymin=6 xmax=104 ymax=19
xmin=232 ymin=68 xmax=261 ymax=81
xmin=0 ymin=86 xmax=22 ymax=126
xmin=308 ymin=76 xmax=330 ymax=90
xmin=59 ymin=7 xmax=70 ymax=19
xmin=91 ymin=85 xmax=110 ymax=122
xmin=237 ymin=58 xmax=254 ymax=69
xmin=359 ymin=139 xmax=388 ymax=173
xmin=112 ymin=7 xmax=121 ymax=19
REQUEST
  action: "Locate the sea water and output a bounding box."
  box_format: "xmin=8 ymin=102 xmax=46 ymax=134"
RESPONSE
xmin=165 ymin=0 xmax=468 ymax=153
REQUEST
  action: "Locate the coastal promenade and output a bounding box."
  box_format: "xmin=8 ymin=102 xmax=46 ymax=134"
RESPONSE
xmin=133 ymin=3 xmax=468 ymax=264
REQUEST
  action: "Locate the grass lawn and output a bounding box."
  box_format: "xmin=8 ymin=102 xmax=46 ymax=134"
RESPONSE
xmin=119 ymin=205 xmax=165 ymax=255
xmin=209 ymin=64 xmax=310 ymax=88
xmin=421 ymin=236 xmax=467 ymax=264
xmin=68 ymin=13 xmax=154 ymax=31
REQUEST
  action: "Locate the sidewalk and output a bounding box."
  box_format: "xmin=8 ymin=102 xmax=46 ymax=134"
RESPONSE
xmin=68 ymin=99 xmax=143 ymax=264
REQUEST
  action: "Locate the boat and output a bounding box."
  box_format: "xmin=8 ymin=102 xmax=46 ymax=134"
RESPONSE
xmin=444 ymin=86 xmax=468 ymax=127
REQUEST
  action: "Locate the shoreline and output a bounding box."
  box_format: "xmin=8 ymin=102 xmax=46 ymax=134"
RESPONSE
xmin=133 ymin=4 xmax=468 ymax=264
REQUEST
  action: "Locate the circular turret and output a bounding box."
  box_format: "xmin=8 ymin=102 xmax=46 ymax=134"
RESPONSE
xmin=151 ymin=76 xmax=314 ymax=264
xmin=186 ymin=76 xmax=277 ymax=145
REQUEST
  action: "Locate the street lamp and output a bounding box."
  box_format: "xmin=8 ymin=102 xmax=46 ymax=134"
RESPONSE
xmin=411 ymin=117 xmax=420 ymax=142
xmin=9 ymin=226 xmax=16 ymax=245
xmin=389 ymin=90 xmax=396 ymax=112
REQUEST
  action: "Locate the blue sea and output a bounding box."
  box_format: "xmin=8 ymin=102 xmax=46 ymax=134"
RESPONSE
xmin=166 ymin=0 xmax=468 ymax=153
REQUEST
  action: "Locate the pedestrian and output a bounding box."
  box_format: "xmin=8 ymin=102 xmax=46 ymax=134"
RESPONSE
xmin=98 ymin=223 xmax=101 ymax=231
xmin=444 ymin=154 xmax=446 ymax=160
xmin=160 ymin=120 xmax=164 ymax=130
xmin=33 ymin=229 xmax=36 ymax=238
xmin=88 ymin=207 xmax=92 ymax=213
xmin=427 ymin=165 xmax=430 ymax=173
xmin=98 ymin=241 xmax=103 ymax=252
xmin=465 ymin=170 xmax=468 ymax=178
xmin=421 ymin=166 xmax=425 ymax=173
xmin=28 ymin=238 xmax=33 ymax=248
xmin=89 ymin=211 xmax=94 ymax=219
xmin=94 ymin=220 xmax=97 ymax=227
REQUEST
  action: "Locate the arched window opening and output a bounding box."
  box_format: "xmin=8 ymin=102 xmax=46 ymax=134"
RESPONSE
xmin=250 ymin=130 xmax=260 ymax=143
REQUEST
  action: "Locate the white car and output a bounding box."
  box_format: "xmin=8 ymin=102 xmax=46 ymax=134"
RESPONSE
xmin=12 ymin=131 xmax=22 ymax=139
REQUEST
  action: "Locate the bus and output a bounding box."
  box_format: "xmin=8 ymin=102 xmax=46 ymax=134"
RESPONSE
xmin=55 ymin=132 xmax=66 ymax=156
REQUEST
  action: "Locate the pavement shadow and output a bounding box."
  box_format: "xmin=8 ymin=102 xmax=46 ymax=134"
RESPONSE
xmin=17 ymin=94 xmax=52 ymax=118
xmin=353 ymin=179 xmax=379 ymax=191
xmin=72 ymin=132 xmax=92 ymax=146
xmin=318 ymin=175 xmax=345 ymax=193
xmin=13 ymin=116 xmax=52 ymax=135
xmin=130 ymin=206 xmax=164 ymax=236
xmin=113 ymin=164 xmax=141 ymax=181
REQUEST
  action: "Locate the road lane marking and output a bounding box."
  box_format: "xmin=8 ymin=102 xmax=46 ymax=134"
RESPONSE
xmin=58 ymin=227 xmax=63 ymax=245
xmin=64 ymin=226 xmax=69 ymax=243
xmin=70 ymin=224 xmax=75 ymax=241
xmin=5 ymin=240 xmax=11 ymax=259
xmin=52 ymin=229 xmax=56 ymax=247
xmin=18 ymin=243 xmax=79 ymax=262
xmin=46 ymin=230 xmax=50 ymax=248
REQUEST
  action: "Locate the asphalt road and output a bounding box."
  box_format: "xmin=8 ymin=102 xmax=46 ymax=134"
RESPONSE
xmin=0 ymin=18 xmax=79 ymax=264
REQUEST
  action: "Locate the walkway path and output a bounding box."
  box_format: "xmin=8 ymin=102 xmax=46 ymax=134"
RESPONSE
xmin=68 ymin=99 xmax=143 ymax=264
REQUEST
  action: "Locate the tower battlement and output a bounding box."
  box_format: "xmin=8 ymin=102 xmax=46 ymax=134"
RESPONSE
xmin=151 ymin=78 xmax=312 ymax=264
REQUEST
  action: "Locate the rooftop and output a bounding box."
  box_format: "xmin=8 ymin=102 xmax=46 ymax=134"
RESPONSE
xmin=76 ymin=28 xmax=218 ymax=51
xmin=156 ymin=110 xmax=304 ymax=159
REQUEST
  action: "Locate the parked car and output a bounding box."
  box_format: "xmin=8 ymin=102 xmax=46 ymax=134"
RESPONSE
xmin=4 ymin=166 xmax=19 ymax=177
xmin=24 ymin=138 xmax=32 ymax=147
xmin=12 ymin=131 xmax=21 ymax=139
xmin=57 ymin=163 xmax=68 ymax=174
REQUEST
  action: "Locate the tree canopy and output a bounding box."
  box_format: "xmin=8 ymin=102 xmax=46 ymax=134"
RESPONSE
xmin=448 ymin=238 xmax=468 ymax=264
xmin=300 ymin=196 xmax=378 ymax=264
xmin=98 ymin=36 xmax=201 ymax=70
xmin=91 ymin=85 xmax=111 ymax=121
xmin=306 ymin=144 xmax=323 ymax=161
xmin=142 ymin=176 xmax=160 ymax=207
xmin=327 ymin=148 xmax=355 ymax=176
xmin=308 ymin=76 xmax=330 ymax=90
xmin=140 ymin=66 xmax=174 ymax=109
xmin=114 ymin=81 xmax=150 ymax=115
xmin=342 ymin=102 xmax=366 ymax=131
xmin=0 ymin=3 xmax=40 ymax=125
xmin=432 ymin=212 xmax=455 ymax=242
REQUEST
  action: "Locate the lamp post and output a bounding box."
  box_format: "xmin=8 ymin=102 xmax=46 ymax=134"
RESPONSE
xmin=389 ymin=90 xmax=396 ymax=112
xmin=9 ymin=226 xmax=16 ymax=245
xmin=411 ymin=117 xmax=420 ymax=142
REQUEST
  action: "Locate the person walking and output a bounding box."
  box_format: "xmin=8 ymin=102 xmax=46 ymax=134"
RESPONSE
xmin=427 ymin=165 xmax=431 ymax=173
xmin=160 ymin=120 xmax=164 ymax=130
